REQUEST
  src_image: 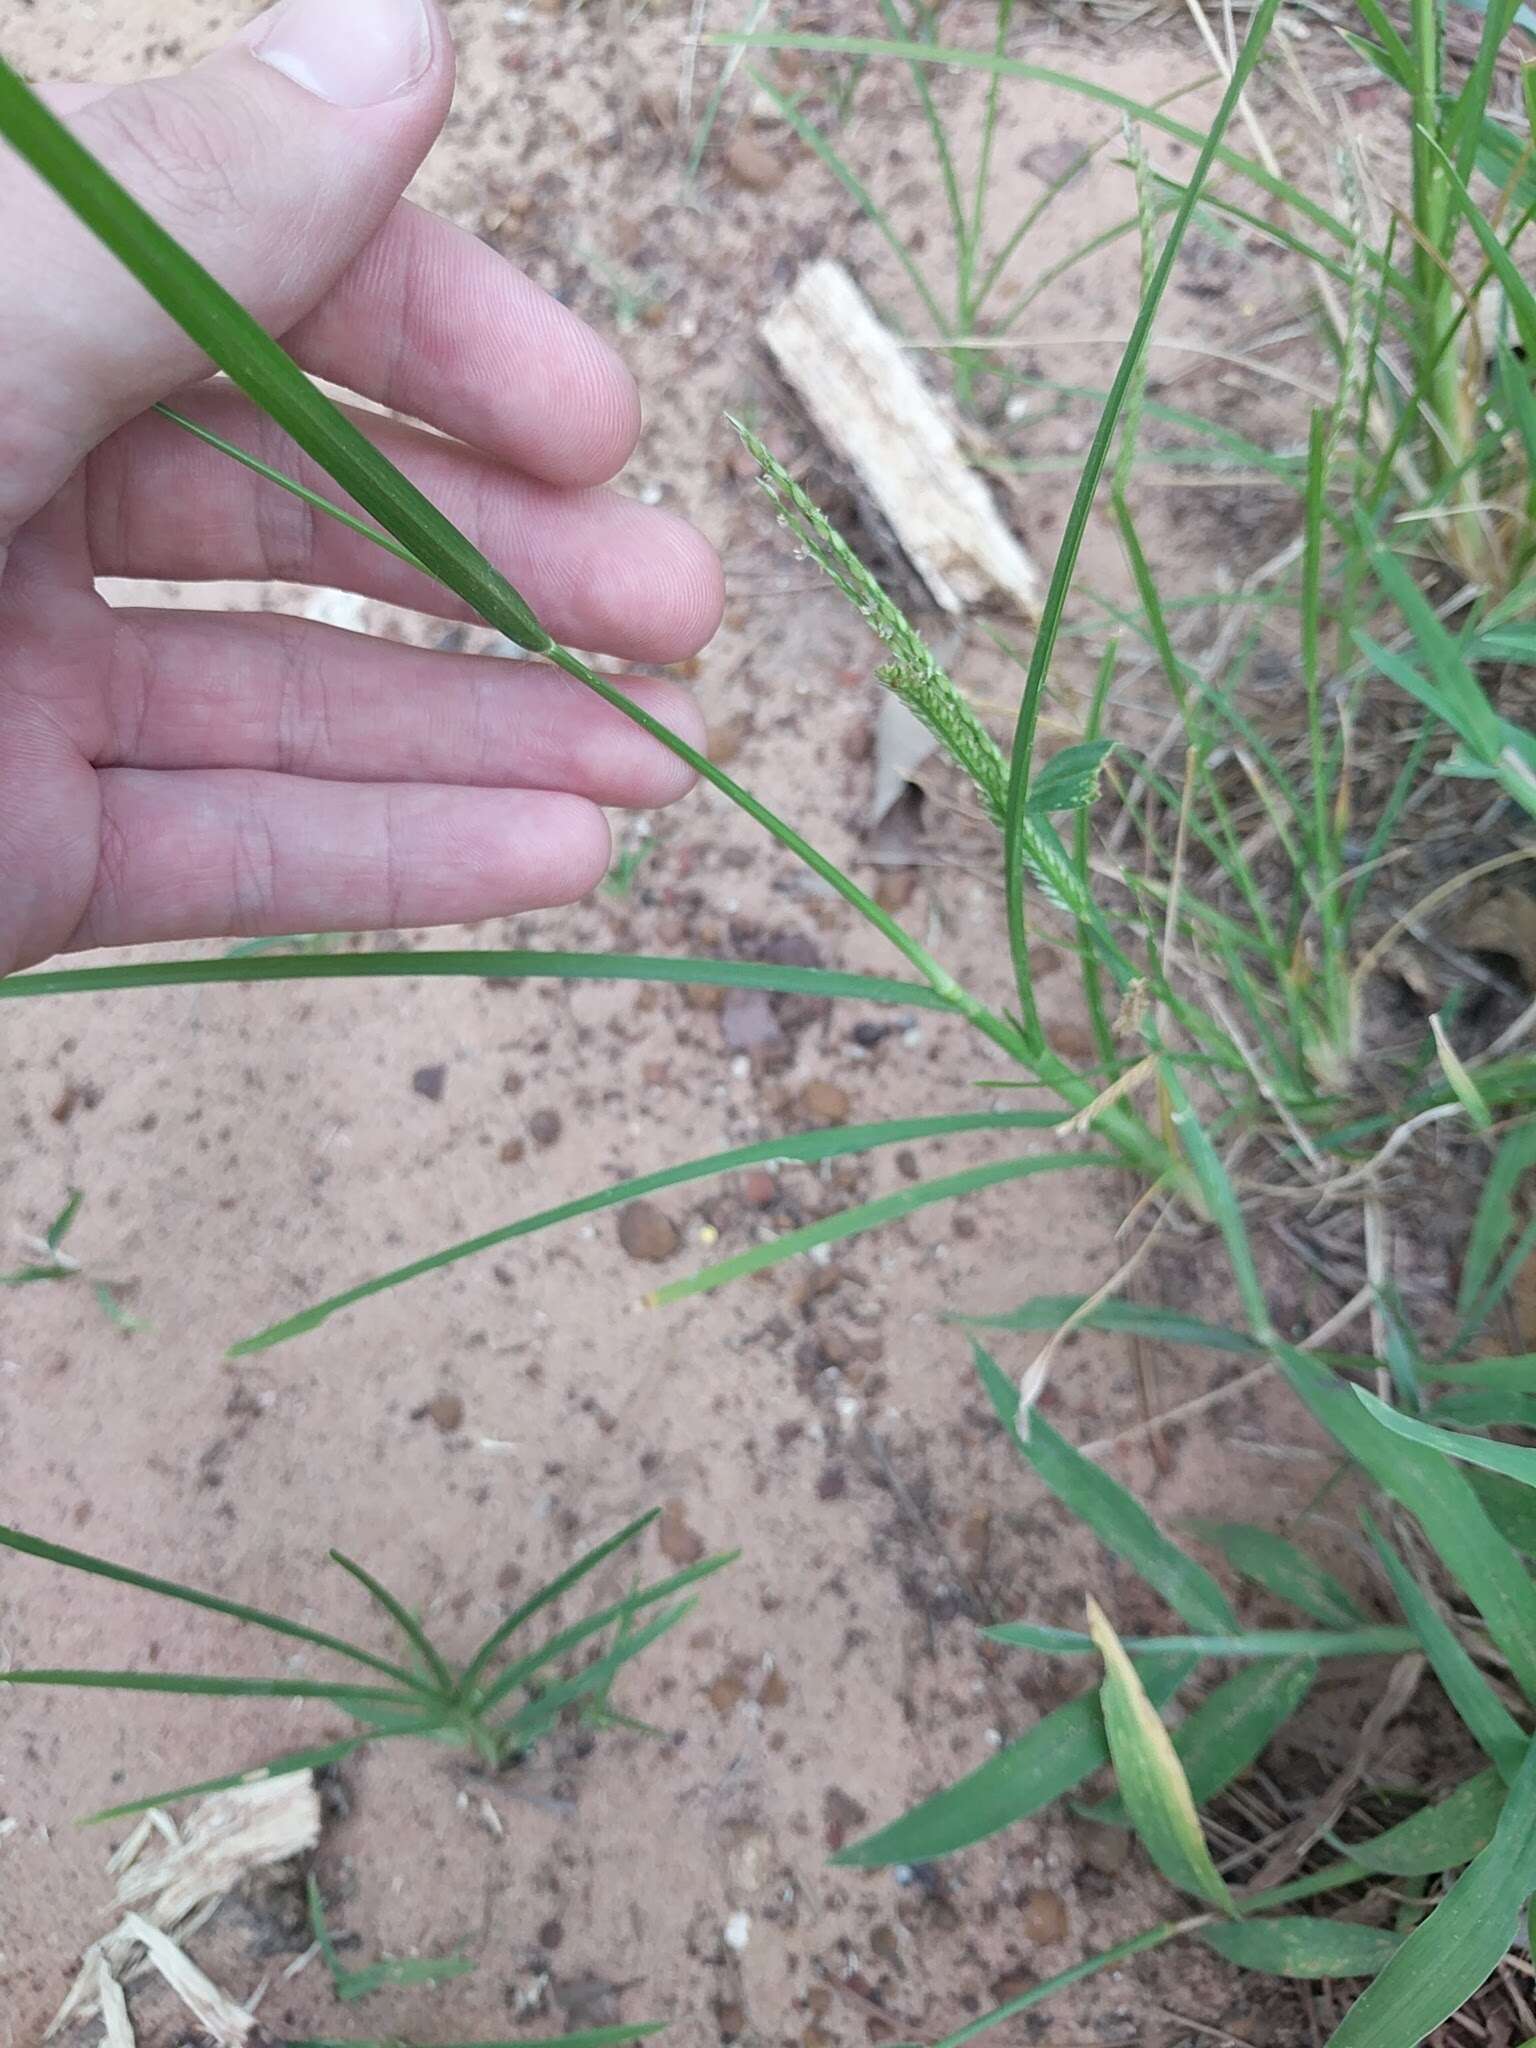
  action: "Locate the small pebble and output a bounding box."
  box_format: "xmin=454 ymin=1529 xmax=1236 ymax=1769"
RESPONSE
xmin=412 ymin=1063 xmax=447 ymax=1102
xmin=618 ymin=1200 xmax=680 ymax=1262
xmin=529 ymin=1108 xmax=563 ymax=1147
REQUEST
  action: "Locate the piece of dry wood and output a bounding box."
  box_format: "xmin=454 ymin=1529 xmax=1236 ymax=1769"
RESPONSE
xmin=48 ymin=1773 xmax=320 ymax=2039
xmin=121 ymin=1915 xmax=255 ymax=2047
xmin=760 ymin=258 xmax=1040 ymax=619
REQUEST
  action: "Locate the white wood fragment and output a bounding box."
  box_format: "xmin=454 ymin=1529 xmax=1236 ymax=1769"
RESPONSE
xmin=47 ymin=1774 xmax=320 ymax=2039
xmin=120 ymin=1916 xmax=254 ymax=2047
xmin=760 ymin=259 xmax=1041 ymax=619
xmin=96 ymin=1958 xmax=136 ymax=2048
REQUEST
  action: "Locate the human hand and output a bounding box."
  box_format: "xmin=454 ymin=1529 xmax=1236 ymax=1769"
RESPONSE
xmin=0 ymin=0 xmax=722 ymax=978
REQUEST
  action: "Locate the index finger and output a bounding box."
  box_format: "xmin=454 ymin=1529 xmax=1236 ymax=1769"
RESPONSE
xmin=283 ymin=199 xmax=642 ymax=488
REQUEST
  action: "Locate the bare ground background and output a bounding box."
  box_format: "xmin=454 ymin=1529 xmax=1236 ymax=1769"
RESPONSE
xmin=0 ymin=5 xmax=1433 ymax=2044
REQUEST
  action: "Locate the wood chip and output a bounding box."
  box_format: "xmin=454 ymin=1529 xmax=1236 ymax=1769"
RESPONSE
xmin=120 ymin=1915 xmax=255 ymax=2046
xmin=760 ymin=258 xmax=1040 ymax=618
xmin=96 ymin=1959 xmax=136 ymax=2048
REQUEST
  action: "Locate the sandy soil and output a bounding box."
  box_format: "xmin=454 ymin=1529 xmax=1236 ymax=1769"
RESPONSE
xmin=0 ymin=6 xmax=1426 ymax=2046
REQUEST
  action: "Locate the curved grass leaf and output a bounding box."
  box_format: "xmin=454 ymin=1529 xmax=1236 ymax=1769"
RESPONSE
xmin=1200 ymin=1917 xmax=1401 ymax=1980
xmin=988 ymin=1622 xmax=1417 ymax=1660
xmin=922 ymin=1920 xmax=1187 ymax=2048
xmin=232 ymin=1110 xmax=1062 ymax=1353
xmin=83 ymin=1727 xmax=437 ymax=1826
xmin=1339 ymin=1769 xmax=1508 ymax=1878
xmin=833 ymin=1654 xmax=1191 ymax=1867
xmin=0 ymin=1522 xmax=426 ymax=1692
xmin=474 ymin=1552 xmax=736 ymax=1714
xmin=1431 ymin=1354 xmax=1536 ymax=1388
xmin=1470 ymin=1469 xmax=1536 ymax=1555
xmin=648 ymin=1151 xmax=1111 ymax=1309
xmin=0 ymin=950 xmax=946 ymax=1011
xmin=1081 ymin=1656 xmax=1316 ymax=1827
xmin=974 ymin=1344 xmax=1235 ymax=1631
xmin=327 ymin=1550 xmax=454 ymax=1697
xmin=996 ymin=0 xmax=1287 ymax=1029
xmin=1087 ymin=1597 xmax=1236 ymax=1914
xmin=1362 ymin=1512 xmax=1528 ymax=1785
xmin=955 ymin=1296 xmax=1263 ymax=1353
xmin=495 ymin=1598 xmax=699 ymax=1748
xmin=1278 ymin=1351 xmax=1536 ymax=1705
xmin=1184 ymin=1521 xmax=1365 ymax=1627
xmin=1326 ymin=1735 xmax=1536 ymax=2046
xmin=0 ymin=1668 xmax=418 ymax=1705
xmin=460 ymin=1510 xmax=658 ymax=1695
xmin=1356 ymin=1392 xmax=1536 ymax=1496
xmin=1456 ymin=1125 xmax=1536 ymax=1344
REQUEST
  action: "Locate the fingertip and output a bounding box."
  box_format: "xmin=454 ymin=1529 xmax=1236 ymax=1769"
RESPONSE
xmin=588 ymin=509 xmax=725 ymax=666
xmin=509 ymin=791 xmax=612 ymax=907
xmin=588 ymin=677 xmax=706 ymax=807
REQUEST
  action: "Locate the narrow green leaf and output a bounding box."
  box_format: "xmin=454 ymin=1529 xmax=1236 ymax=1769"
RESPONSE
xmin=1160 ymin=1062 xmax=1271 ymax=1336
xmin=649 ymin=1151 xmax=1111 ymax=1309
xmin=1326 ymin=1735 xmax=1536 ymax=2046
xmin=474 ymin=1552 xmax=736 ymax=1714
xmin=327 ymin=1551 xmax=454 ymax=1698
xmin=1082 ymin=1657 xmax=1316 ymax=1826
xmin=955 ymin=1296 xmax=1263 ymax=1353
xmin=1432 ymin=1354 xmax=1536 ymax=1392
xmin=1457 ymin=1124 xmax=1536 ymax=1340
xmin=0 ymin=1522 xmax=426 ymax=1692
xmin=1428 ymin=1389 xmax=1536 ymax=1428
xmin=233 ymin=1110 xmax=1060 ymax=1353
xmin=999 ymin=0 xmax=1287 ymax=1031
xmin=922 ymin=1919 xmax=1186 ymax=2048
xmin=975 ymin=1344 xmax=1235 ymax=1631
xmin=44 ymin=1189 xmax=84 ymax=1253
xmin=0 ymin=60 xmax=549 ymax=648
xmin=1184 ymin=1521 xmax=1365 ymax=1627
xmin=1470 ymin=1468 xmax=1536 ymax=1555
xmin=308 ymin=1875 xmax=474 ymax=2003
xmin=495 ymin=1597 xmax=696 ymax=1746
xmin=1430 ymin=1014 xmax=1494 ymax=1130
xmin=460 ymin=1511 xmax=658 ymax=1695
xmin=0 ymin=949 xmax=946 ymax=1011
xmin=834 ymin=1656 xmax=1191 ymax=1867
xmin=1342 ymin=1769 xmax=1507 ymax=1876
xmin=0 ymin=1668 xmax=417 ymax=1705
xmin=988 ymin=1622 xmax=1418 ymax=1660
xmin=1278 ymin=1351 xmax=1536 ymax=1705
xmin=82 ymin=1728 xmax=434 ymax=1825
xmin=1356 ymin=1390 xmax=1536 ymax=1492
xmin=1200 ymin=1917 xmax=1401 ymax=1980
xmin=1087 ymin=1597 xmax=1236 ymax=1913
xmin=1362 ymin=1512 xmax=1528 ymax=1784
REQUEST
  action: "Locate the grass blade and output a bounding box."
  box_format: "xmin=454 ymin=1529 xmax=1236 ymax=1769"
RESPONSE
xmin=0 ymin=1523 xmax=427 ymax=1692
xmin=1456 ymin=1125 xmax=1536 ymax=1343
xmin=460 ymin=1511 xmax=658 ymax=1695
xmin=473 ymin=1553 xmax=736 ymax=1714
xmin=1184 ymin=1521 xmax=1365 ymax=1628
xmin=1087 ymin=1597 xmax=1237 ymax=1914
xmin=0 ymin=950 xmax=946 ymax=1011
xmin=494 ymin=1597 xmax=697 ymax=1745
xmin=1362 ymin=1511 xmax=1528 ymax=1785
xmin=998 ymin=0 xmax=1287 ymax=1029
xmin=1279 ymin=1350 xmax=1536 ymax=1705
xmin=974 ymin=1344 xmax=1235 ymax=1630
xmin=1356 ymin=1390 xmax=1536 ymax=1492
xmin=0 ymin=59 xmax=547 ymax=649
xmin=1081 ymin=1656 xmax=1317 ymax=1825
xmin=1325 ymin=1734 xmax=1536 ymax=2046
xmin=955 ymin=1297 xmax=1263 ymax=1353
xmin=922 ymin=1920 xmax=1188 ymax=2048
xmin=1343 ymin=1769 xmax=1507 ymax=1876
xmin=233 ymin=1110 xmax=1062 ymax=1353
xmin=988 ymin=1623 xmax=1418 ymax=1659
xmin=834 ymin=1662 xmax=1190 ymax=1867
xmin=648 ymin=1151 xmax=1111 ymax=1308
xmin=83 ymin=1728 xmax=434 ymax=1825
xmin=0 ymin=1668 xmax=418 ymax=1703
xmin=1200 ymin=1918 xmax=1401 ymax=1979
xmin=327 ymin=1552 xmax=454 ymax=1697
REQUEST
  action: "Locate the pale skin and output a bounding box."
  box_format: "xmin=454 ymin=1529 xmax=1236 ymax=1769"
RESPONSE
xmin=0 ymin=0 xmax=723 ymax=979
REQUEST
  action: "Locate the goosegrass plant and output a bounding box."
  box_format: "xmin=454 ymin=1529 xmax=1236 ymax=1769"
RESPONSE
xmin=5 ymin=0 xmax=1536 ymax=2037
xmin=0 ymin=1508 xmax=732 ymax=1821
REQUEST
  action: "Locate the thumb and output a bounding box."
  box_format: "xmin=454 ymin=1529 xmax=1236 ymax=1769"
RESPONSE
xmin=1 ymin=0 xmax=453 ymax=529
